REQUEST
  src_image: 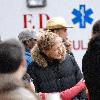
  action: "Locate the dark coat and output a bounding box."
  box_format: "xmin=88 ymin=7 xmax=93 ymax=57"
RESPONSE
xmin=82 ymin=34 xmax=100 ymax=100
xmin=27 ymin=45 xmax=87 ymax=99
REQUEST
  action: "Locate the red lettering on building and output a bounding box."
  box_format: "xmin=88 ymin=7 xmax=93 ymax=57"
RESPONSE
xmin=39 ymin=13 xmax=50 ymax=28
xmin=73 ymin=40 xmax=81 ymax=50
xmin=23 ymin=13 xmax=50 ymax=29
xmin=81 ymin=40 xmax=87 ymax=50
xmin=23 ymin=14 xmax=33 ymax=28
xmin=72 ymin=40 xmax=87 ymax=50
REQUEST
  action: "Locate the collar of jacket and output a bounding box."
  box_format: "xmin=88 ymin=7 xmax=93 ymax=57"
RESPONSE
xmin=0 ymin=74 xmax=23 ymax=92
xmin=31 ymin=45 xmax=67 ymax=68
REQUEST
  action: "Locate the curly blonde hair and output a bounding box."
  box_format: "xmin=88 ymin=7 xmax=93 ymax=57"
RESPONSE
xmin=38 ymin=31 xmax=62 ymax=51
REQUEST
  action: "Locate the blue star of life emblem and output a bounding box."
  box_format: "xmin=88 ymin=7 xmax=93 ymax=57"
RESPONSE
xmin=72 ymin=5 xmax=93 ymax=28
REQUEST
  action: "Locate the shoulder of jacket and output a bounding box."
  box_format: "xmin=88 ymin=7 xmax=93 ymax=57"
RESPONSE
xmin=12 ymin=87 xmax=37 ymax=99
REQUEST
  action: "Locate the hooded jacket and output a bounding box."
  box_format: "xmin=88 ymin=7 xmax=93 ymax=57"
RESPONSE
xmin=27 ymin=45 xmax=87 ymax=99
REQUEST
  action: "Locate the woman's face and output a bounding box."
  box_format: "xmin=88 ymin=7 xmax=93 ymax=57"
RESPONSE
xmin=44 ymin=38 xmax=66 ymax=59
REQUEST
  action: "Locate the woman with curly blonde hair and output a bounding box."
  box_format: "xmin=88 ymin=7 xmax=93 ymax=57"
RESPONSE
xmin=27 ymin=31 xmax=87 ymax=100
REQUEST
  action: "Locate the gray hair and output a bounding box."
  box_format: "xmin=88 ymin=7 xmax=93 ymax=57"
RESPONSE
xmin=18 ymin=29 xmax=38 ymax=42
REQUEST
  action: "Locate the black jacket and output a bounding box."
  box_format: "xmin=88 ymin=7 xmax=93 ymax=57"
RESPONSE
xmin=82 ymin=34 xmax=100 ymax=100
xmin=27 ymin=45 xmax=87 ymax=99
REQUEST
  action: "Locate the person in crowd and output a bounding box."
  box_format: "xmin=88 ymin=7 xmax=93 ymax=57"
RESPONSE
xmin=82 ymin=33 xmax=100 ymax=100
xmin=0 ymin=39 xmax=39 ymax=100
xmin=44 ymin=17 xmax=73 ymax=56
xmin=18 ymin=29 xmax=38 ymax=67
xmin=27 ymin=31 xmax=87 ymax=99
xmin=82 ymin=20 xmax=100 ymax=100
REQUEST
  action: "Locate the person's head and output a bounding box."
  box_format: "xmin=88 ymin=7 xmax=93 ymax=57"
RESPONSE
xmin=45 ymin=17 xmax=73 ymax=52
xmin=92 ymin=20 xmax=100 ymax=37
xmin=0 ymin=39 xmax=26 ymax=79
xmin=18 ymin=29 xmax=37 ymax=49
xmin=45 ymin=17 xmax=73 ymax=40
xmin=88 ymin=33 xmax=100 ymax=51
xmin=37 ymin=31 xmax=66 ymax=60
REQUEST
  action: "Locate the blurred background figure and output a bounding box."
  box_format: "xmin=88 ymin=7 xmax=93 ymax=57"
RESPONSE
xmin=18 ymin=29 xmax=38 ymax=67
xmin=0 ymin=39 xmax=39 ymax=100
xmin=27 ymin=31 xmax=87 ymax=100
